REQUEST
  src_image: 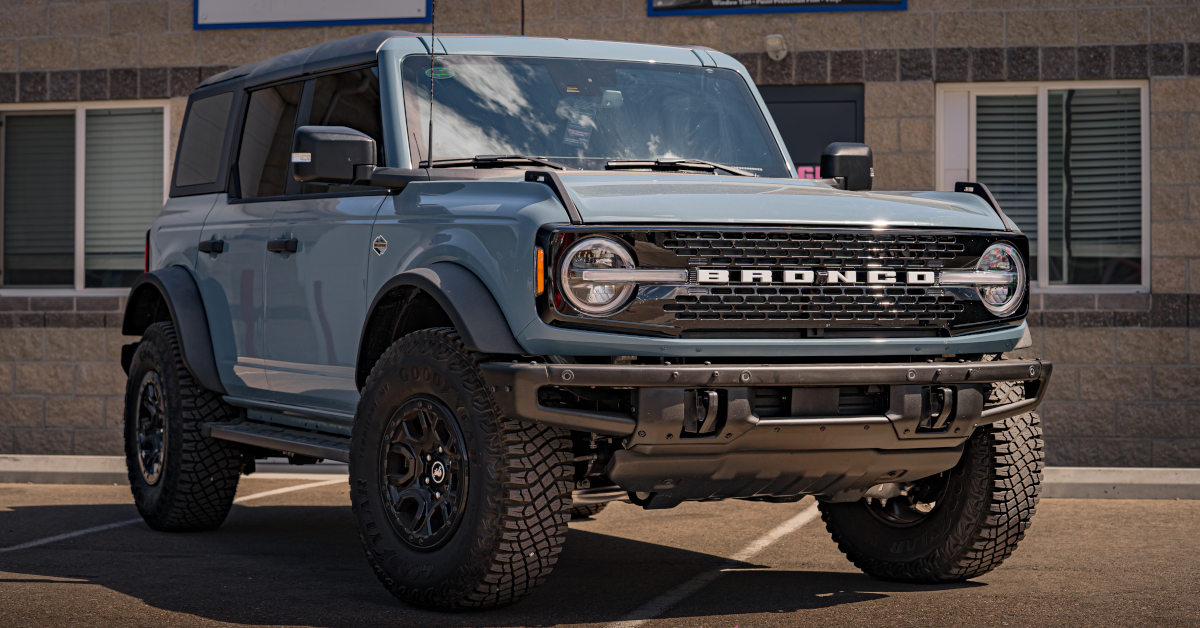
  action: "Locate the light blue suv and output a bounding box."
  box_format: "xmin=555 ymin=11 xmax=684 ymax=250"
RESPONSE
xmin=120 ymin=32 xmax=1051 ymax=609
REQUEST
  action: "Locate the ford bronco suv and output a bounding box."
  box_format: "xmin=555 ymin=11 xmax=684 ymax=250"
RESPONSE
xmin=121 ymin=31 xmax=1050 ymax=610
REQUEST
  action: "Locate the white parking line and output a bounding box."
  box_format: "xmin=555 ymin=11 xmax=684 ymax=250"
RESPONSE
xmin=604 ymin=501 xmax=821 ymax=628
xmin=0 ymin=478 xmax=345 ymax=554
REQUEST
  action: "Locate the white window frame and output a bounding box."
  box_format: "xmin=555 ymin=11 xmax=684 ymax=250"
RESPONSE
xmin=0 ymin=99 xmax=172 ymax=295
xmin=936 ymin=81 xmax=1151 ymax=294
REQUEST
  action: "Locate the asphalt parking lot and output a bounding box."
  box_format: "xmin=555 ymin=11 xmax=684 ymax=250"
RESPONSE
xmin=1 ymin=477 xmax=1197 ymax=628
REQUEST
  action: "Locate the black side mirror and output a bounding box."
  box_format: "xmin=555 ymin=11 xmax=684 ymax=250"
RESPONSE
xmin=820 ymin=142 xmax=874 ymax=191
xmin=291 ymin=126 xmax=376 ymax=184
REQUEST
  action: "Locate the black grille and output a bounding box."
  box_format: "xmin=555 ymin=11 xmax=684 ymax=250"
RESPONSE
xmin=662 ymin=231 xmax=965 ymax=268
xmin=667 ymin=285 xmax=964 ymax=323
xmin=660 ymin=231 xmax=966 ymax=325
xmin=538 ymin=226 xmax=1029 ymax=338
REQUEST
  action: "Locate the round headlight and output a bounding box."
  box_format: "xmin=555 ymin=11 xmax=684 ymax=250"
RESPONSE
xmin=558 ymin=237 xmax=636 ymax=316
xmin=976 ymin=242 xmax=1025 ymax=317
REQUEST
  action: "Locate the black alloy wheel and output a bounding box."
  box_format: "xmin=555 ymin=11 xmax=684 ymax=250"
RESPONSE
xmin=862 ymin=472 xmax=950 ymax=527
xmin=380 ymin=396 xmax=469 ymax=550
xmin=351 ymin=328 xmax=574 ymax=609
xmin=123 ymin=321 xmax=242 ymax=532
xmin=135 ymin=371 xmax=168 ymax=485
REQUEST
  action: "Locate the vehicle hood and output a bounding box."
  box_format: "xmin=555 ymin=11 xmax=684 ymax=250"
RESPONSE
xmin=559 ymin=174 xmax=1008 ymax=231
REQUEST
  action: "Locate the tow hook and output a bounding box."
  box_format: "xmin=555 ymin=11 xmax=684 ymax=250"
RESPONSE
xmin=929 ymin=386 xmax=955 ymax=430
xmin=682 ymin=389 xmax=720 ymax=435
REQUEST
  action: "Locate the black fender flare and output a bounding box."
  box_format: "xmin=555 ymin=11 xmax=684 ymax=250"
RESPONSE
xmin=122 ymin=267 xmax=226 ymax=395
xmin=357 ymin=262 xmax=527 ymax=389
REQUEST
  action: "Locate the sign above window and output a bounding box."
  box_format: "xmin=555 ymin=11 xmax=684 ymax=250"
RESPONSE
xmin=194 ymin=0 xmax=430 ymax=30
xmin=648 ymin=0 xmax=905 ymax=16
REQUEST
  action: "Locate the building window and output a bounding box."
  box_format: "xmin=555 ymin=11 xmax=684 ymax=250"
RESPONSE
xmin=937 ymin=82 xmax=1149 ymax=292
xmin=759 ymin=84 xmax=864 ymax=179
xmin=0 ymin=101 xmax=169 ymax=291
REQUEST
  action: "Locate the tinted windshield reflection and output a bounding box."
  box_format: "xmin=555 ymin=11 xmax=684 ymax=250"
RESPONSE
xmin=401 ymin=55 xmax=789 ymax=178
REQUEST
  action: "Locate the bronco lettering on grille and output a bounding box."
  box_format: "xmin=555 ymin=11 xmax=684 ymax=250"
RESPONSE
xmin=698 ymin=269 xmax=937 ymax=285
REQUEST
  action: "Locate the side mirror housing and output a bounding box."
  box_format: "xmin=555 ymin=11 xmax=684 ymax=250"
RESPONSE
xmin=291 ymin=126 xmax=376 ymax=184
xmin=820 ymin=142 xmax=874 ymax=191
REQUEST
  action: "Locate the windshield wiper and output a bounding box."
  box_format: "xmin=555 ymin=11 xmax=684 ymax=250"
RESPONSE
xmin=604 ymin=158 xmax=755 ymax=177
xmin=423 ymin=155 xmax=573 ymax=170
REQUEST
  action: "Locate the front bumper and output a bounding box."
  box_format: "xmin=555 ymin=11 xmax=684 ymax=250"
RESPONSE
xmin=482 ymin=358 xmax=1052 ymax=505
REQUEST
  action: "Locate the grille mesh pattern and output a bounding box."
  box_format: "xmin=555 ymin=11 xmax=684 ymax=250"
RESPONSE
xmin=660 ymin=231 xmax=968 ymax=325
xmin=662 ymin=231 xmax=964 ymax=267
xmin=667 ymin=286 xmax=965 ymax=322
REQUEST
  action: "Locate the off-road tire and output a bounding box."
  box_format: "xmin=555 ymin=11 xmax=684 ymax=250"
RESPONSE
xmin=569 ymin=502 xmax=608 ymax=520
xmin=123 ymin=321 xmax=241 ymax=532
xmin=351 ymin=328 xmax=574 ymax=610
xmin=818 ymin=379 xmax=1043 ymax=582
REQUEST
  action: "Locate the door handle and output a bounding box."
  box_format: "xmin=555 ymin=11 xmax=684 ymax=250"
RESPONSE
xmin=198 ymin=239 xmax=225 ymax=254
xmin=267 ymin=238 xmax=298 ymax=253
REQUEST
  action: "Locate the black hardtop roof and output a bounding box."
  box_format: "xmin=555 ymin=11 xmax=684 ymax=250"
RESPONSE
xmin=198 ymin=30 xmax=421 ymax=90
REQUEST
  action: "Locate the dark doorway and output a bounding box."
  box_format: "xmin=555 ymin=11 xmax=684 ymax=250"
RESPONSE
xmin=759 ymin=85 xmax=864 ymax=179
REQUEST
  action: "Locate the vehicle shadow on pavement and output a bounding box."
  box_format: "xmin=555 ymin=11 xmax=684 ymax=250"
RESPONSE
xmin=0 ymin=503 xmax=982 ymax=627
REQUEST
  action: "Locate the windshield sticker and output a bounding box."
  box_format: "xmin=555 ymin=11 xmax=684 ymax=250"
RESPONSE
xmin=566 ymin=85 xmax=580 ymax=93
xmin=425 ymin=67 xmax=456 ymax=79
xmin=563 ymin=127 xmax=592 ymax=147
xmin=561 ymin=100 xmax=597 ymax=149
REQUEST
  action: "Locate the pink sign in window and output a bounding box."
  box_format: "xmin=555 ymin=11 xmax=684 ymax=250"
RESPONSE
xmin=796 ymin=165 xmax=822 ymax=179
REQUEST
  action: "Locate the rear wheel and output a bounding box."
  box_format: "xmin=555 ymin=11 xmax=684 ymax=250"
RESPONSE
xmin=351 ymin=328 xmax=573 ymax=609
xmin=819 ymin=381 xmax=1043 ymax=582
xmin=123 ymin=322 xmax=241 ymax=532
xmin=569 ymin=502 xmax=608 ymax=520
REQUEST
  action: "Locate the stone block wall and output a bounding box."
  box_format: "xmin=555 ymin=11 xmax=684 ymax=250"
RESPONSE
xmin=1010 ymin=295 xmax=1200 ymax=467
xmin=0 ymin=296 xmax=135 ymax=456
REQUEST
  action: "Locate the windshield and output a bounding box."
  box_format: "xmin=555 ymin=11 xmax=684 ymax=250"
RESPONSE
xmin=401 ymin=55 xmax=791 ymax=178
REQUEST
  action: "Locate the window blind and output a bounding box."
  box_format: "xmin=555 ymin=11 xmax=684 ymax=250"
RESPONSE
xmin=1050 ymin=88 xmax=1141 ymax=259
xmin=2 ymin=114 xmax=75 ymax=286
xmin=84 ymin=107 xmax=163 ymax=287
xmin=974 ymin=95 xmax=1039 ymax=246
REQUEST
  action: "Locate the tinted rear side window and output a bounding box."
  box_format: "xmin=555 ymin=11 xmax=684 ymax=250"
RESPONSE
xmin=238 ymin=82 xmax=302 ymax=199
xmin=175 ymin=92 xmax=232 ymax=187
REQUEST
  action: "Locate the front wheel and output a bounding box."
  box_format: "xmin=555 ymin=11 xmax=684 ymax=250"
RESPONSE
xmin=351 ymin=328 xmax=574 ymax=609
xmin=819 ymin=397 xmax=1043 ymax=582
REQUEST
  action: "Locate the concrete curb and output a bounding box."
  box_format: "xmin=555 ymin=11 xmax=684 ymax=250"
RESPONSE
xmin=2 ymin=457 xmax=1198 ymax=498
xmin=1041 ymin=467 xmax=1200 ymax=500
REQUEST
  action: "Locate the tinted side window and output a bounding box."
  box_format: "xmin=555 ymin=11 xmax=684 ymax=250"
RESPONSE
xmin=238 ymin=82 xmax=302 ymax=199
xmin=302 ymin=68 xmax=383 ymax=195
xmin=175 ymin=92 xmax=232 ymax=187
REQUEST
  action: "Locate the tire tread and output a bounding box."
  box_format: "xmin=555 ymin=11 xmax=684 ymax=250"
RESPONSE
xmin=818 ymin=378 xmax=1043 ymax=582
xmin=355 ymin=328 xmax=573 ymax=609
xmin=125 ymin=322 xmax=241 ymax=532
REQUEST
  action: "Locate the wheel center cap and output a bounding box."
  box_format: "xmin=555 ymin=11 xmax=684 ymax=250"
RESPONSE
xmin=430 ymin=461 xmax=446 ymax=484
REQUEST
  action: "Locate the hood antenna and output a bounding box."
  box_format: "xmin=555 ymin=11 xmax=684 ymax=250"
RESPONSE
xmin=426 ymin=0 xmax=436 ymax=168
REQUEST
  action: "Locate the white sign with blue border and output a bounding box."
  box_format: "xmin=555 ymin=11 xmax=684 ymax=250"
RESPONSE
xmin=194 ymin=0 xmax=432 ymax=30
xmin=648 ymin=0 xmax=906 ymax=16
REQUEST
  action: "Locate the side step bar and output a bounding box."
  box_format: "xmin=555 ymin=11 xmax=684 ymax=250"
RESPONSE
xmin=208 ymin=422 xmax=628 ymax=508
xmin=207 ymin=422 xmax=351 ymax=463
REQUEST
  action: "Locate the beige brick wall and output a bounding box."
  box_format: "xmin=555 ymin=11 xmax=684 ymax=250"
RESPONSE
xmin=0 ymin=325 xmax=136 ymax=455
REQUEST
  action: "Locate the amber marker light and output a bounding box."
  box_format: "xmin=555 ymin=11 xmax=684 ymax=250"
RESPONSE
xmin=536 ymin=248 xmax=546 ymax=295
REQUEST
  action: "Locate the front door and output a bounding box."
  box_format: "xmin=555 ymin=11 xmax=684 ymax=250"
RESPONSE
xmin=262 ymin=195 xmax=386 ymax=412
xmin=261 ymin=67 xmax=387 ymax=413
